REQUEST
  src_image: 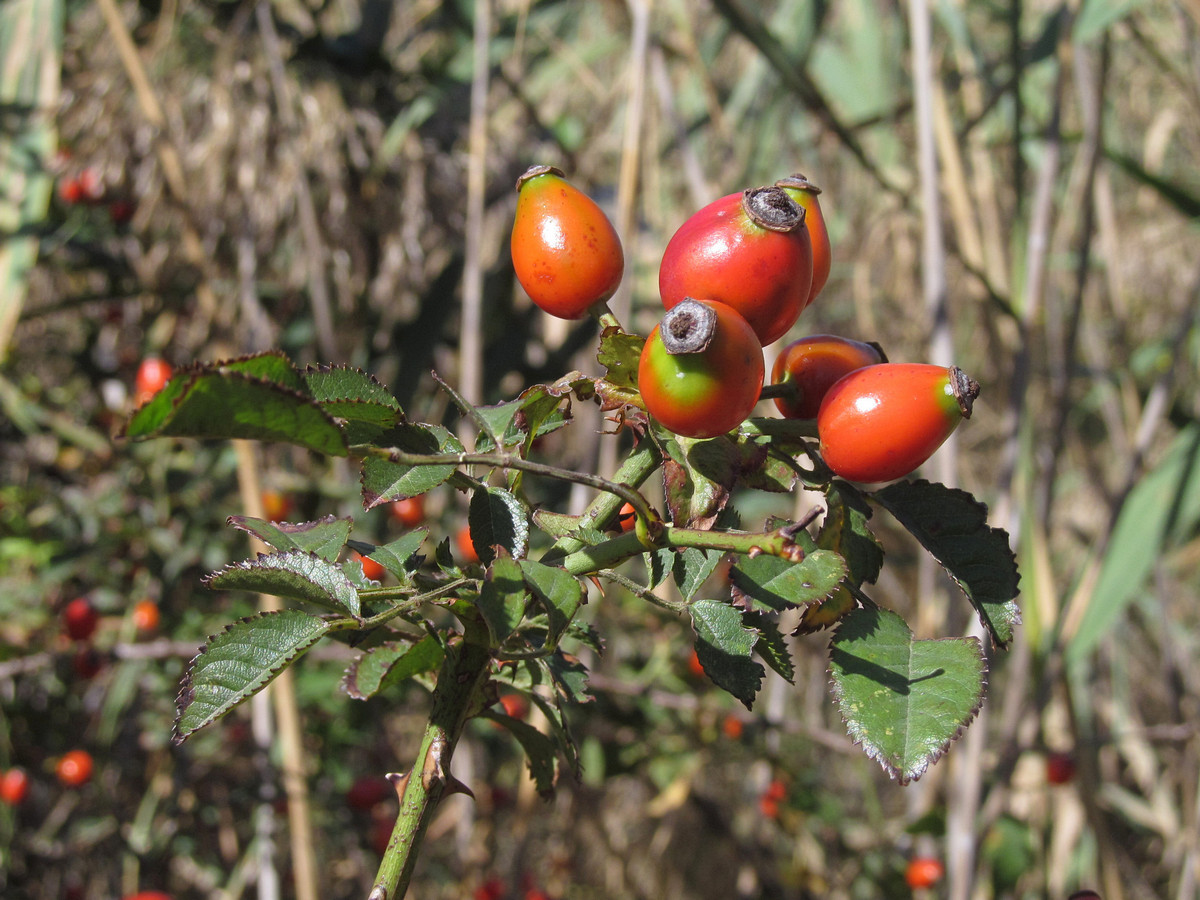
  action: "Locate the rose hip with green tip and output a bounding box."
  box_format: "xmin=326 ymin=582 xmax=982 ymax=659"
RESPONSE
xmin=816 ymin=363 xmax=979 ymax=482
xmin=638 ymin=299 xmax=765 ymax=439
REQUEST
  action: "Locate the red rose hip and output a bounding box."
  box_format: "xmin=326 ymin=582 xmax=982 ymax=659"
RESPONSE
xmin=511 ymin=165 xmax=624 ymax=319
xmin=638 ymin=299 xmax=765 ymax=439
xmin=771 ymin=334 xmax=885 ymax=420
xmin=659 ymin=187 xmax=813 ymax=346
xmin=775 ymin=174 xmax=831 ymax=305
xmin=817 ymin=363 xmax=979 ymax=483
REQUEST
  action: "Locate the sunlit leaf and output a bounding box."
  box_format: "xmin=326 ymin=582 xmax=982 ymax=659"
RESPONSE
xmin=828 ymin=608 xmax=986 ymax=783
xmin=175 ymin=610 xmax=331 ymax=741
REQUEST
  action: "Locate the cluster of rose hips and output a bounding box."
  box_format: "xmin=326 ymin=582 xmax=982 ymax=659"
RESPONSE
xmin=510 ymin=165 xmax=979 ymax=482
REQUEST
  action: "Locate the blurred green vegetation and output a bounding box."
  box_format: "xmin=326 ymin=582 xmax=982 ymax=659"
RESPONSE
xmin=1 ymin=0 xmax=1197 ymax=898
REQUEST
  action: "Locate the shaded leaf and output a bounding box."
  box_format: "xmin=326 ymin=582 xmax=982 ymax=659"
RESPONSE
xmin=873 ymin=480 xmax=1020 ymax=647
xmin=342 ymin=635 xmax=444 ymax=700
xmin=745 ymin=610 xmax=794 ymax=683
xmin=205 ymin=550 xmax=360 ymax=619
xmin=362 ymin=529 xmax=428 ymax=579
xmin=228 ymin=515 xmax=353 ymax=562
xmin=175 ymin=610 xmax=331 ymax=741
xmin=819 ymin=482 xmax=883 ymax=586
xmin=125 ymin=357 xmax=347 ymax=457
xmin=690 ymin=598 xmax=764 ymax=709
xmin=828 ymin=608 xmax=986 ymax=783
xmin=479 ymin=711 xmax=559 ymax=797
xmin=672 ymin=547 xmax=724 ymax=601
xmin=518 ymin=559 xmax=584 ymax=648
xmin=479 ymin=555 xmax=528 ymax=645
xmin=544 ymin=651 xmax=591 ymax=705
xmin=730 ymin=550 xmax=847 ymax=613
xmin=361 ymin=423 xmax=465 ymax=508
xmin=467 ymin=486 xmax=530 ymax=564
xmin=794 ymin=583 xmax=857 ymax=634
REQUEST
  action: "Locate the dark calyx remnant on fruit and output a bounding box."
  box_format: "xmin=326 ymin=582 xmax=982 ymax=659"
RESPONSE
xmin=950 ymin=366 xmax=982 ymax=418
xmin=661 ymin=299 xmax=717 ymax=355
xmin=742 ymin=185 xmax=806 ymax=233
xmin=515 ymin=163 xmax=565 ymax=190
xmin=775 ymin=173 xmax=822 ymax=195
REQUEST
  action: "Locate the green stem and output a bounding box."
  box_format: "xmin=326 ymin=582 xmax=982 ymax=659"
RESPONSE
xmin=555 ymin=521 xmax=807 ymax=578
xmin=369 ymin=628 xmax=492 ymax=900
xmin=352 ymin=441 xmax=665 ymax=542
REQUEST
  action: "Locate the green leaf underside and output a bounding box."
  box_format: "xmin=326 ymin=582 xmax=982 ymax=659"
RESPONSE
xmin=828 ymin=608 xmax=986 ymax=784
xmin=544 ymin=651 xmax=592 ymax=705
xmin=175 ymin=610 xmax=331 ymax=741
xmin=125 ymin=365 xmax=347 ymax=457
xmin=730 ymin=549 xmax=847 ymax=613
xmin=360 ymin=423 xmax=465 ymax=508
xmin=873 ymin=480 xmax=1021 ymax=648
xmin=518 ymin=559 xmax=584 ymax=647
xmin=663 ymin=437 xmax=733 ymax=529
xmin=468 ymin=487 xmax=530 ymax=564
xmin=342 ymin=635 xmax=445 ymax=700
xmin=690 ymin=598 xmax=764 ymax=709
xmin=228 ymin=515 xmax=353 ymax=562
xmin=205 ymin=550 xmax=360 ymax=619
xmin=479 ymin=556 xmax=528 ymax=644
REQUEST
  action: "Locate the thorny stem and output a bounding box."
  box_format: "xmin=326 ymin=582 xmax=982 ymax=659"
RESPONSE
xmin=369 ymin=625 xmax=493 ymax=900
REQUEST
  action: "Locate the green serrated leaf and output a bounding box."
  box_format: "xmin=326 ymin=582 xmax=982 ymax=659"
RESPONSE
xmin=302 ymin=365 xmax=403 ymax=429
xmin=518 ymin=559 xmax=583 ymax=648
xmin=479 ymin=555 xmax=528 ymax=644
xmin=745 ymin=610 xmax=794 ymax=683
xmin=124 ymin=362 xmax=348 ymax=457
xmin=730 ymin=549 xmax=847 ymax=613
xmin=873 ymin=480 xmax=1021 ymax=647
xmin=544 ymin=651 xmax=591 ymax=705
xmin=673 ymin=547 xmax=724 ymax=601
xmin=794 ymin=583 xmax=856 ymax=634
xmin=342 ymin=635 xmax=444 ymax=699
xmin=228 ymin=515 xmax=353 ymax=562
xmin=530 ymin=509 xmax=583 ymax=539
xmin=819 ymin=482 xmax=883 ymax=586
xmin=221 ymin=351 xmax=308 ymax=390
xmin=175 ymin=610 xmax=331 ymax=741
xmin=597 ymin=327 xmax=645 ymax=392
xmin=204 ymin=550 xmax=360 ymax=618
xmin=690 ymin=598 xmax=764 ymax=709
xmin=479 ymin=710 xmax=559 ymax=796
xmin=828 ymin=608 xmax=986 ymax=784
xmin=467 ymin=487 xmax=530 ymax=564
xmin=360 ymin=423 xmax=465 ymax=508
xmin=365 ymin=529 xmax=428 ymax=579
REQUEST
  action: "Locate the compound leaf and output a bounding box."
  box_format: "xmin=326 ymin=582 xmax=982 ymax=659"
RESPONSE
xmin=467 ymin=486 xmax=530 ymax=564
xmin=360 ymin=423 xmax=465 ymax=507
